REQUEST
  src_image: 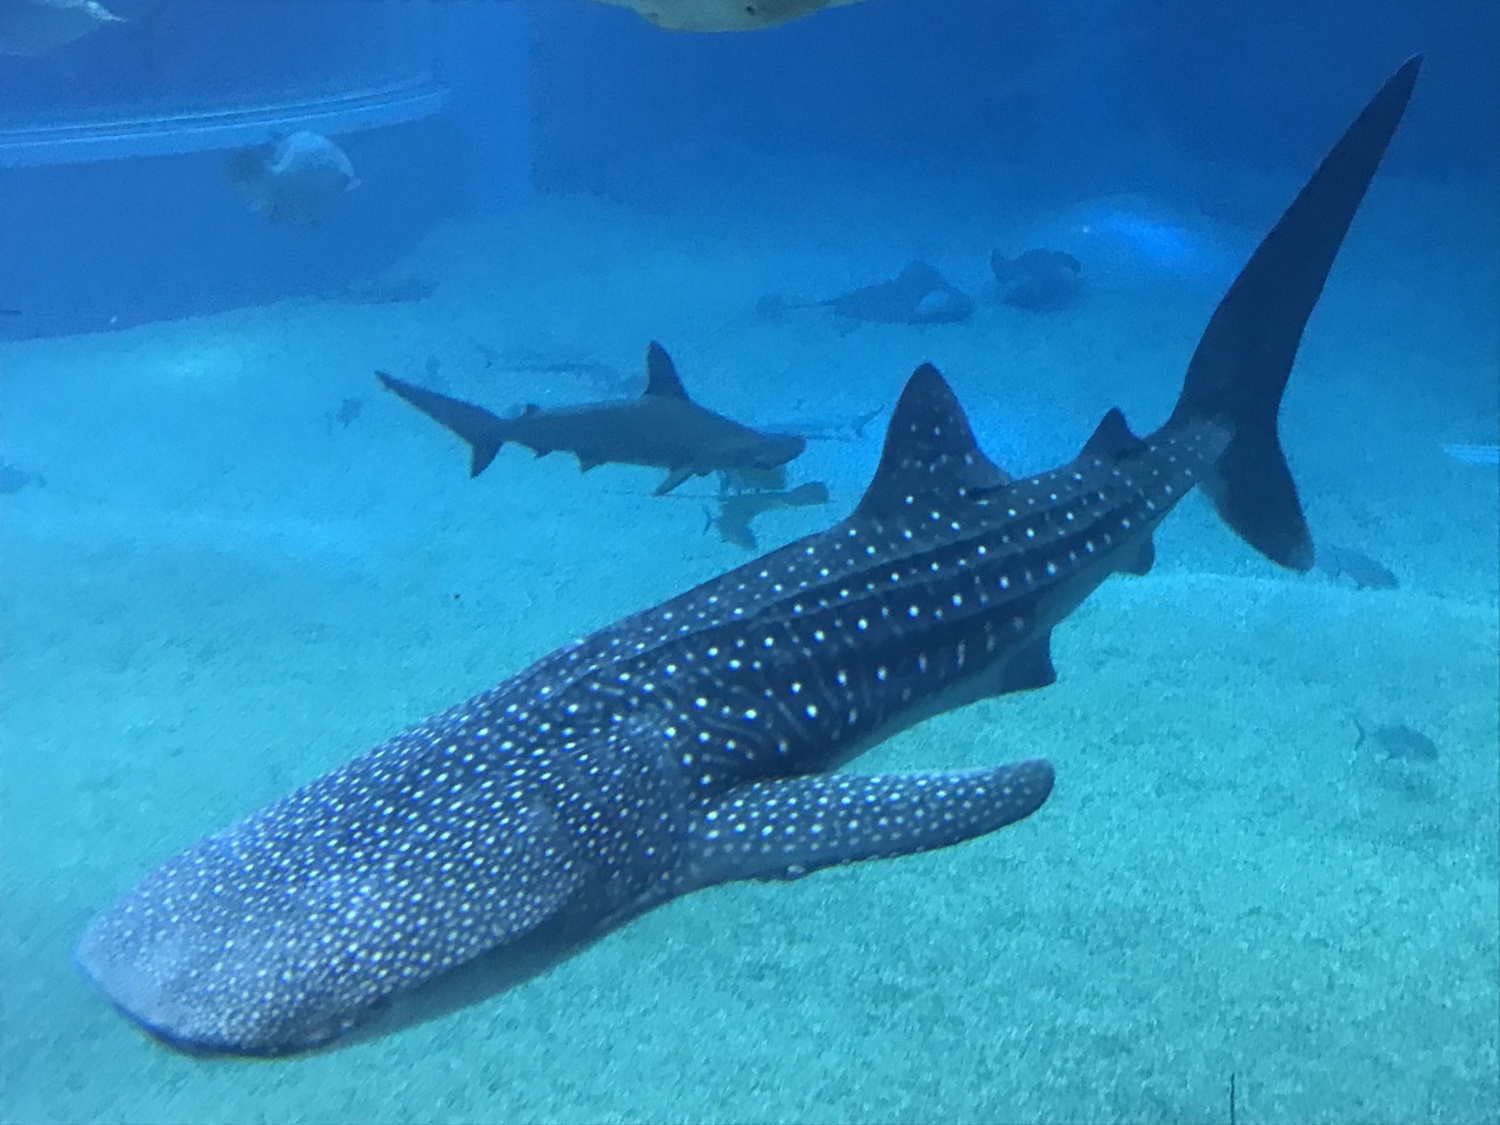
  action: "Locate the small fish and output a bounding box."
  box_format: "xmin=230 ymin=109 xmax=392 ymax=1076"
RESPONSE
xmin=379 ymin=341 xmax=806 ymax=496
xmin=331 ymin=398 xmax=364 ymax=429
xmin=771 ymin=408 xmax=883 ymax=445
xmin=1441 ymin=442 xmax=1500 ymax=467
xmin=760 ymin=261 xmax=976 ymax=326
xmin=487 ymin=344 xmax=635 ymax=396
xmin=227 ymin=131 xmax=359 ymax=224
xmin=990 ymin=249 xmax=1083 ymax=312
xmin=335 ymin=275 xmax=436 ymax=306
xmin=1315 ymin=543 xmax=1398 ymax=590
xmin=709 ymin=481 xmax=831 ymax=550
xmin=1355 ymin=719 xmax=1438 ymax=762
xmin=0 ymin=461 xmax=44 ymax=494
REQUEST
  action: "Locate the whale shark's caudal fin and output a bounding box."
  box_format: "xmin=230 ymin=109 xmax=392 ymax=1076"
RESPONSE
xmin=1167 ymin=56 xmax=1422 ymax=571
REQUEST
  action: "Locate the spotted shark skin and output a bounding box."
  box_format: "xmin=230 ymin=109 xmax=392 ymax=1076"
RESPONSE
xmin=75 ymin=58 xmax=1422 ymax=1055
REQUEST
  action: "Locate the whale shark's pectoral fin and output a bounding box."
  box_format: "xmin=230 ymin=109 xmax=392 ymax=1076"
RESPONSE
xmin=686 ymin=760 xmax=1054 ymax=887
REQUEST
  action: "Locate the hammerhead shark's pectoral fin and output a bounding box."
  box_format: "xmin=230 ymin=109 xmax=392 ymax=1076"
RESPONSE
xmin=686 ymin=761 xmax=1054 ymax=887
xmin=654 ymin=466 xmax=696 ymax=496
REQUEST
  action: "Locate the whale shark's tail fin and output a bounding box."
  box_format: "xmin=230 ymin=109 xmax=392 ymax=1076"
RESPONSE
xmin=377 ymin=371 xmax=508 ymax=477
xmin=1166 ymin=57 xmax=1422 ymax=571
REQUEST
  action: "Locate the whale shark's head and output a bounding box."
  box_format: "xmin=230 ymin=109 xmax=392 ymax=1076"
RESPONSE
xmin=75 ymin=832 xmax=372 ymax=1054
xmin=75 ymin=732 xmax=588 ymax=1055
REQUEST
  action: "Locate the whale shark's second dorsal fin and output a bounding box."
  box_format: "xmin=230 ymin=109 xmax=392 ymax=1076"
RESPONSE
xmin=856 ymin=364 xmax=1011 ymax=519
xmin=644 ymin=341 xmax=690 ymax=399
xmin=1080 ymin=408 xmax=1145 ymax=460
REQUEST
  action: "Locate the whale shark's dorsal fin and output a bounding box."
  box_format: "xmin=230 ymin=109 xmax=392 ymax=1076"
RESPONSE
xmin=856 ymin=363 xmax=1011 ymax=519
xmin=644 ymin=341 xmax=690 ymax=399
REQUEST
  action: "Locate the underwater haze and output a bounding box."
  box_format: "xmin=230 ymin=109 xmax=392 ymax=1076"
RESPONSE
xmin=1 ymin=1 xmax=1497 ymax=1122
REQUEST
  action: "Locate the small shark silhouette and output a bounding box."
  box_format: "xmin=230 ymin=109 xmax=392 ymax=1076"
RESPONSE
xmin=75 ymin=56 xmax=1421 ymax=1056
xmin=760 ymin=261 xmax=976 ymax=326
xmin=379 ymin=342 xmax=806 ymax=496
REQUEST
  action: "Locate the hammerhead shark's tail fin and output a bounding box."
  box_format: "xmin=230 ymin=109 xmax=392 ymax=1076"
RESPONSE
xmin=376 ymin=372 xmax=508 ymax=477
xmin=1166 ymin=56 xmax=1421 ymax=571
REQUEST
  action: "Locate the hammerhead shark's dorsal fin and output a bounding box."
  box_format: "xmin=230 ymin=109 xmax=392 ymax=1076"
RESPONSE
xmin=644 ymin=341 xmax=690 ymax=399
xmin=856 ymin=364 xmax=1011 ymax=519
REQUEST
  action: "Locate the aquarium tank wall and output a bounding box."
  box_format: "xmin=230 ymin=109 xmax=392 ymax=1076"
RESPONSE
xmin=0 ymin=0 xmax=529 ymax=336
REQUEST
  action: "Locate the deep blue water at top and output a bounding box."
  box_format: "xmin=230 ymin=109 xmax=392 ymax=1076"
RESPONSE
xmin=0 ymin=0 xmax=1495 ymax=338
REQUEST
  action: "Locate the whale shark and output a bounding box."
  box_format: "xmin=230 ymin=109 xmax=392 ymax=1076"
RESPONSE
xmin=74 ymin=57 xmax=1422 ymax=1056
xmin=379 ymin=341 xmax=807 ymax=495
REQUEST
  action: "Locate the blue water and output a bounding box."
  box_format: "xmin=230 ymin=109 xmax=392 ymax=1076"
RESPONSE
xmin=2 ymin=3 xmax=1497 ymax=1122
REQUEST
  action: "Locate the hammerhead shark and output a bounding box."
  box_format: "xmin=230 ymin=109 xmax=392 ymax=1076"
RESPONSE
xmin=378 ymin=341 xmax=806 ymax=495
xmin=78 ymin=57 xmax=1420 ymax=1056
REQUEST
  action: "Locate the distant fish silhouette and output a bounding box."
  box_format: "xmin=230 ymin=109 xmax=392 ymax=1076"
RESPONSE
xmin=771 ymin=407 xmax=883 ymax=445
xmin=0 ymin=460 xmax=44 ymax=494
xmin=482 ymin=343 xmax=636 ymax=396
xmin=1315 ymin=544 xmax=1398 ymax=590
xmin=333 ymin=274 xmax=436 ymax=306
xmin=709 ymin=481 xmax=831 ymax=550
xmin=595 ymin=0 xmax=867 ymax=31
xmin=324 ymin=397 xmax=364 ymax=435
xmin=760 ymin=261 xmax=976 ymax=326
xmin=0 ymin=0 xmax=122 ymax=57
xmin=990 ymin=249 xmax=1083 ymax=311
xmin=1355 ymin=719 xmax=1438 ymax=762
xmin=1441 ymin=442 xmax=1499 ymax=467
xmin=227 ymin=131 xmax=359 ymax=224
xmin=379 ymin=341 xmax=806 ymax=496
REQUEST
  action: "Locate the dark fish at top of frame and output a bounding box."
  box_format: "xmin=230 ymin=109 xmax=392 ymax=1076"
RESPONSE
xmin=74 ymin=57 xmax=1422 ymax=1056
xmin=378 ymin=341 xmax=806 ymax=496
xmin=0 ymin=0 xmax=124 ymax=57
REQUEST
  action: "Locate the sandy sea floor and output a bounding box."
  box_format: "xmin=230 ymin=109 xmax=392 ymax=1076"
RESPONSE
xmin=2 ymin=160 xmax=1497 ymax=1123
